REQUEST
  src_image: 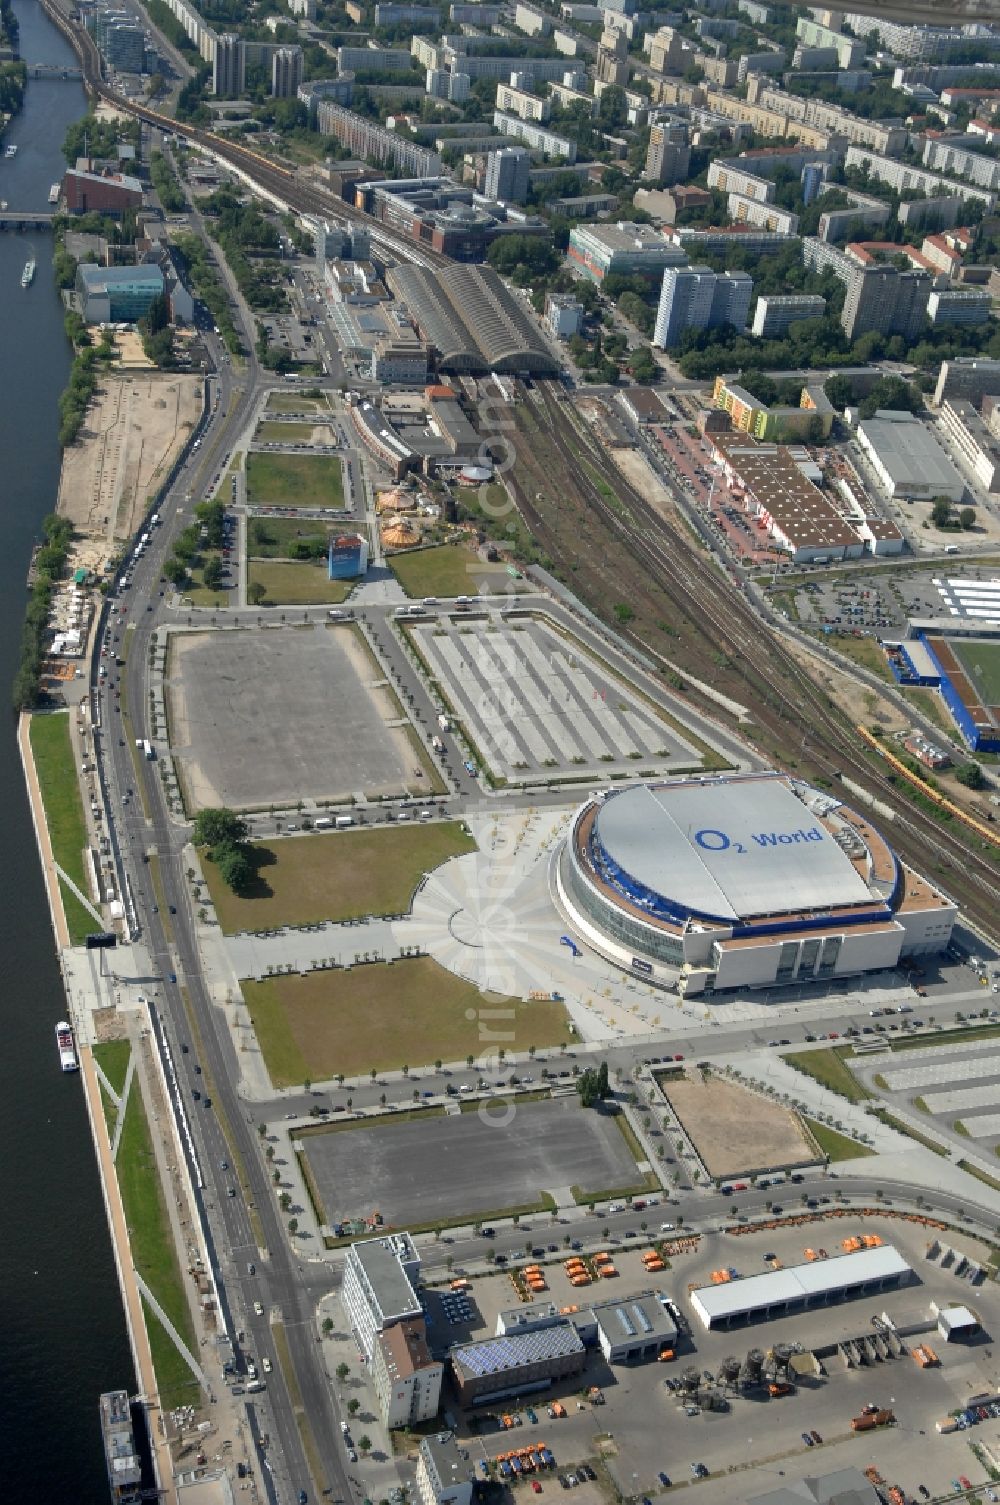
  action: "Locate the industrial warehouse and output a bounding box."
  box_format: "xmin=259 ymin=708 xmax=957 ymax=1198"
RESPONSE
xmin=690 ymin=1246 xmax=915 ymax=1331
xmin=555 ymin=774 xmax=956 ymax=995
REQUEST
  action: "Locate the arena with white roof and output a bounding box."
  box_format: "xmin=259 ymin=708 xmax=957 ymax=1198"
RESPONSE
xmin=555 ymin=774 xmax=956 ymax=996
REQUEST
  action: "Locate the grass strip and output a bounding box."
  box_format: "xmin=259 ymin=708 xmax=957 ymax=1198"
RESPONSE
xmin=891 ymin=1023 xmax=1000 ymax=1051
xmin=99 ymin=1081 xmax=119 ymax=1139
xmin=29 ymin=711 xmax=93 ymax=944
xmin=142 ymin=1295 xmax=201 ymax=1412
xmin=116 ymin=1074 xmax=199 ymax=1406
xmin=958 ymin=1159 xmax=1000 ymax=1194
xmin=272 ymin=1320 xmax=329 ymax=1497
xmin=870 ymin=1108 xmax=949 ymax=1156
xmin=93 ymin=1038 xmax=133 ymax=1097
xmin=801 ymin=1116 xmax=874 ymax=1162
xmin=785 ymin=1047 xmax=870 ymax=1104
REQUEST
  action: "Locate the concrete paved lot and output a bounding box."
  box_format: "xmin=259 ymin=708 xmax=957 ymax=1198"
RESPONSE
xmin=447 ymin=1216 xmax=1000 ymax=1502
xmin=302 ymin=1098 xmax=641 ymax=1225
xmin=872 ymin=1041 xmax=1000 ymax=1153
xmin=167 ymin=623 xmax=414 ymax=808
xmin=409 ymin=615 xmax=701 ymax=784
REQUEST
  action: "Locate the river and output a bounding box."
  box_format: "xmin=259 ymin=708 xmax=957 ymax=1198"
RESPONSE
xmin=0 ymin=2 xmax=135 ymax=1498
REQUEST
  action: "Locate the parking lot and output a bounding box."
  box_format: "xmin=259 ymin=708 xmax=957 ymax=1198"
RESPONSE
xmin=444 ymin=1216 xmax=1000 ymax=1503
xmin=301 ymin=1097 xmax=643 ymax=1228
xmin=858 ymin=1033 xmax=1000 ymax=1156
xmin=166 ymin=622 xmax=417 ymax=809
xmin=407 ymin=615 xmax=702 ymax=785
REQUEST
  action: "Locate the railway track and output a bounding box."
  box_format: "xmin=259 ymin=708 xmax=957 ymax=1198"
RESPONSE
xmin=515 ymin=380 xmax=1000 ymax=938
xmin=43 ymin=0 xmax=450 ymax=271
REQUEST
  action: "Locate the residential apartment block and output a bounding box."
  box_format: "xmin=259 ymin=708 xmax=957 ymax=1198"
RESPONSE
xmin=654 ymin=264 xmax=752 ymax=348
xmin=751 ymin=293 xmax=826 ymax=337
xmin=492 ymin=111 xmax=578 ymax=160
xmin=495 ymin=82 xmax=551 ymax=121
xmin=844 ymin=146 xmax=997 ymax=209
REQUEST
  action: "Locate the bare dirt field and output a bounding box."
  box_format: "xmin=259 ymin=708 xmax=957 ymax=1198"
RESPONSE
xmin=658 ymin=1072 xmax=815 ymax=1179
xmin=57 ymin=373 xmax=201 ymax=556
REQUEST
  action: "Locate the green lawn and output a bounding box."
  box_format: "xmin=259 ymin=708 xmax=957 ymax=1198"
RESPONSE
xmin=265 ymin=393 xmax=325 ymax=413
xmin=785 ymin=1047 xmax=870 ymax=1104
xmin=247 ymin=515 xmax=339 ymax=559
xmin=242 ymin=955 xmax=570 ymax=1082
xmin=203 ymin=821 xmax=477 ymax=933
xmin=183 ymin=548 xmax=233 ymax=608
xmin=389 ymin=544 xmax=505 ymax=599
xmin=29 ymin=711 xmax=93 ymax=945
xmin=246 ymin=451 xmax=345 ymax=509
xmin=247 ymin=560 xmax=352 ymax=605
xmin=827 ymin=634 xmax=893 ymax=681
xmin=255 ymin=419 xmax=335 ymax=443
xmin=116 ymin=1076 xmax=199 ymax=1409
xmin=802 ymin=1116 xmax=874 ymax=1162
xmin=93 ymin=1038 xmax=132 ymax=1098
xmin=951 ymin=637 xmax=1000 ymax=707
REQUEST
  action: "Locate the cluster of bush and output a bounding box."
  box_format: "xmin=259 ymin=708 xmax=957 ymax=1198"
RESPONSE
xmin=163 ymin=498 xmax=225 ymax=591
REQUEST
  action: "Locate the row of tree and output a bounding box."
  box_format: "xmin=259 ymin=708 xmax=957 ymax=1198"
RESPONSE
xmin=150 ymin=150 xmax=186 ymax=214
xmin=13 ymin=515 xmax=74 ymax=710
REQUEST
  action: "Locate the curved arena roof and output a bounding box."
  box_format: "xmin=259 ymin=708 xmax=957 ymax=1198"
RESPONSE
xmin=591 ymin=778 xmax=874 ymax=925
xmin=387 ymin=263 xmax=559 ymax=375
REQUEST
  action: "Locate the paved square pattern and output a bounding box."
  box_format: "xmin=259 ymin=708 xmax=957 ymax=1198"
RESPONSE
xmin=409 ymin=615 xmax=701 ymax=785
xmin=300 ymin=1096 xmax=642 ymax=1226
xmin=166 ymin=624 xmax=415 ymax=809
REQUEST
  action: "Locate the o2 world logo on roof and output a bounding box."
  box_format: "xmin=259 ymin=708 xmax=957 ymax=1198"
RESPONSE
xmin=694 ymin=826 xmax=826 ymax=856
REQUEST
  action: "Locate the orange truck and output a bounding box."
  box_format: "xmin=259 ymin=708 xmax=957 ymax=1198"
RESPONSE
xmin=768 ymin=1383 xmax=793 ymax=1398
xmin=851 ymin=1410 xmax=894 ymax=1432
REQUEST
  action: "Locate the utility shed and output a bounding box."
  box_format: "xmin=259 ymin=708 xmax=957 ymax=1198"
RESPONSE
xmin=937 ymin=1305 xmax=980 ymax=1341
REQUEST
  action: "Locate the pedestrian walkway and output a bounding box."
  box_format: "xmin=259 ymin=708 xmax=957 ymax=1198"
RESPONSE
xmin=135 ymin=1271 xmax=211 ymax=1392
xmin=54 ymin=859 xmax=103 ymax=924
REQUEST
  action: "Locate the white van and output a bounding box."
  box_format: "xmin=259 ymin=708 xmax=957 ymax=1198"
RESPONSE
xmin=335 ymin=814 xmax=354 ymax=829
xmin=314 ymin=817 xmax=333 ymax=830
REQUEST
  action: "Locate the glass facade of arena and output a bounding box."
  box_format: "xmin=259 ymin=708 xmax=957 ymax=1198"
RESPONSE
xmin=560 ymin=846 xmax=686 ymax=966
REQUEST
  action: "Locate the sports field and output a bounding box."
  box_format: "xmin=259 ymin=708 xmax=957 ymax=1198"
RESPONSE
xmin=246 ymin=452 xmax=345 ymax=509
xmin=242 ymin=956 xmax=570 ymax=1082
xmin=950 ymin=638 xmax=1000 ymax=712
xmin=203 ymin=822 xmax=476 ymax=931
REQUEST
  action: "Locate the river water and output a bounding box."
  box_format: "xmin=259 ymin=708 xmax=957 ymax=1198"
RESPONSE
xmin=0 ymin=2 xmax=135 ymax=1497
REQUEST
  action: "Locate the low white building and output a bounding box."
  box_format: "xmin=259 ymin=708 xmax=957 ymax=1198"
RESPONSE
xmin=691 ymin=1247 xmax=915 ymax=1330
xmin=857 ymin=410 xmax=965 ymax=503
xmin=372 ymin=1318 xmax=443 ymax=1429
xmin=545 ymin=291 xmax=584 ymax=338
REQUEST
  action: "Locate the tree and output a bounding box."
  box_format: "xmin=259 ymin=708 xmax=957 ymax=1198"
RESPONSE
xmin=930 ymin=497 xmax=953 ymax=528
xmin=194 ymin=808 xmax=249 ymax=850
xmin=288 ymin=1217 xmax=299 ymax=1234
xmin=956 ymin=761 xmax=986 ymax=790
xmin=959 ymin=505 xmax=977 ymax=530
xmin=141 ymin=292 xmax=170 ymax=338
xmin=202 ymin=555 xmax=223 ymax=590
xmin=348 ymin=1398 xmax=360 ymax=1416
xmin=322 ymin=1317 xmax=334 ymax=1335
xmin=217 ymin=843 xmax=255 ymax=894
xmin=613 ymin=602 xmax=634 ymax=624
xmin=247 ymin=579 xmax=267 ymax=605
xmin=628 ymin=346 xmax=658 ymax=383
xmin=358 ymin=1437 xmax=372 ymax=1456
xmin=163 ymin=556 xmax=188 ymax=587
xmin=336 ymin=1363 xmax=350 ymax=1382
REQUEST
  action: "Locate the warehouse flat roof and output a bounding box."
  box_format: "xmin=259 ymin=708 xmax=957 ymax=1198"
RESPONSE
xmin=593 ymin=775 xmax=872 ymax=923
xmin=691 ymin=1246 xmax=912 ymax=1326
xmin=710 ymin=433 xmax=859 ymax=553
xmin=858 ymin=411 xmax=965 ymax=496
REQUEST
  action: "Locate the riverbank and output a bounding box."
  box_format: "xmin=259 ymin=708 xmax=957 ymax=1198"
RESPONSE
xmin=17 ymin=709 xmax=178 ymax=1505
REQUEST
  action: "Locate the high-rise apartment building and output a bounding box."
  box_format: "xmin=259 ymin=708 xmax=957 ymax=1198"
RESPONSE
xmin=213 ymin=32 xmax=245 ymax=97
xmin=842 ymin=264 xmax=932 ymax=341
xmin=644 ymin=123 xmax=691 ymax=186
xmin=484 ymin=146 xmax=531 ymax=203
xmin=654 ymin=265 xmax=717 ymax=348
xmin=271 ymin=45 xmax=303 ymax=98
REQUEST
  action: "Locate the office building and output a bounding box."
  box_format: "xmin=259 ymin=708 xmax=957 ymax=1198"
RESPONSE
xmin=372 ymin=1320 xmax=443 ymax=1430
xmin=76 ymin=263 xmax=166 ymax=323
xmin=568 ymin=221 xmax=686 ymax=283
xmin=593 ymin=1294 xmax=677 ymax=1363
xmin=63 ymin=167 xmax=143 ymax=217
xmin=213 ymin=32 xmax=244 ymax=97
xmin=654 ymin=264 xmax=717 ymax=348
xmin=644 ymin=123 xmax=690 ymax=186
xmin=928 ymin=289 xmax=992 ymax=326
xmin=858 ymin=410 xmax=965 ymax=502
xmin=484 ymin=146 xmax=531 ymax=204
xmin=416 ymin=1434 xmax=476 ymax=1505
xmin=752 ymin=293 xmax=826 ymax=338
xmin=271 ymin=45 xmax=303 ymax=98
xmin=97 ymin=15 xmax=146 ymax=73
xmin=342 ymin=1234 xmax=423 ymax=1363
xmin=842 ymin=265 xmax=931 ymax=342
xmin=545 ymin=291 xmax=584 ymax=338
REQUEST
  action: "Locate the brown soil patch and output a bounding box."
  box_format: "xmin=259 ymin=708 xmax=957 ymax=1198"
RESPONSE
xmin=658 ymin=1073 xmax=815 ymax=1179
